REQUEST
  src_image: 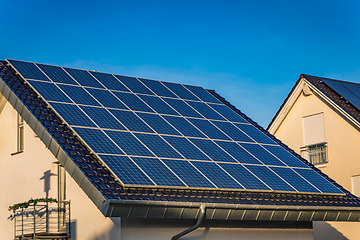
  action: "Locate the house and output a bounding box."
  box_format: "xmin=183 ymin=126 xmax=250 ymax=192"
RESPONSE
xmin=1 ymin=61 xmax=360 ymax=240
xmin=268 ymin=74 xmax=360 ymax=240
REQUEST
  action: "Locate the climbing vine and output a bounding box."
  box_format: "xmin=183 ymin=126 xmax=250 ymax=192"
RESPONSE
xmin=8 ymin=198 xmax=57 ymax=213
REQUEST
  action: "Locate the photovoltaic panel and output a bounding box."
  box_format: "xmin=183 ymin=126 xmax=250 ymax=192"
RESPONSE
xmin=111 ymin=91 xmax=154 ymax=113
xmin=191 ymin=161 xmax=244 ymax=189
xmin=162 ymin=115 xmax=206 ymax=138
xmin=208 ymin=103 xmax=248 ymax=123
xmin=214 ymin=141 xmax=262 ymax=164
xmin=162 ymin=81 xmax=200 ymax=101
xmin=136 ymin=113 xmax=181 ymax=135
xmin=132 ymin=157 xmax=186 ymax=187
xmin=187 ymin=118 xmax=231 ymax=140
xmin=138 ymin=95 xmax=179 ymax=115
xmin=99 ymin=155 xmax=154 ymax=186
xmin=90 ymin=71 xmax=129 ymax=92
xmin=162 ymin=136 xmax=210 ymax=161
xmin=114 ymin=75 xmax=154 ymax=95
xmin=219 ymin=163 xmax=270 ymax=190
xmin=28 ymin=81 xmax=72 ymax=103
xmin=37 ymin=63 xmax=78 ymax=85
xmin=138 ymin=78 xmax=178 ymax=98
xmin=184 ymin=85 xmax=222 ymax=103
xmin=189 ymin=138 xmax=237 ymax=163
xmin=85 ymin=88 xmax=128 ymax=109
xmin=64 ymin=67 xmax=104 ymax=89
xmin=134 ymin=133 xmax=183 ymax=159
xmin=162 ymin=159 xmax=215 ymax=188
xmin=50 ymin=103 xmax=96 ymax=127
xmin=9 ymin=60 xmax=50 ymax=81
xmin=58 ymin=85 xmax=100 ymax=106
xmin=80 ymin=106 xmax=126 ymax=130
xmin=109 ymin=109 xmax=154 ymax=133
xmin=104 ymin=131 xmax=155 ymax=157
xmin=8 ymin=59 xmax=345 ymax=195
xmin=186 ymin=101 xmax=227 ymax=121
xmin=162 ymin=98 xmax=203 ymax=118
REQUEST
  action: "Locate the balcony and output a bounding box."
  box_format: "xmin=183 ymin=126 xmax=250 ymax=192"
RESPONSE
xmin=13 ymin=201 xmax=70 ymax=240
xmin=300 ymin=142 xmax=328 ymax=166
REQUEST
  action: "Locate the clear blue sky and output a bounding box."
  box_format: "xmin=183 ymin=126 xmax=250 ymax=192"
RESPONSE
xmin=1 ymin=0 xmax=360 ymax=127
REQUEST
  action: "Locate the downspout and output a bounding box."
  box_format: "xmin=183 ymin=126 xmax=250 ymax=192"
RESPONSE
xmin=171 ymin=205 xmax=206 ymax=240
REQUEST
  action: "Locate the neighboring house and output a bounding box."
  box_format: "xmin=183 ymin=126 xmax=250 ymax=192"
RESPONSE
xmin=1 ymin=61 xmax=360 ymax=240
xmin=268 ymin=74 xmax=360 ymax=240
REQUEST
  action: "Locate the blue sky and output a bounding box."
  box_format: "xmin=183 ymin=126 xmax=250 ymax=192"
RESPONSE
xmin=1 ymin=0 xmax=360 ymax=127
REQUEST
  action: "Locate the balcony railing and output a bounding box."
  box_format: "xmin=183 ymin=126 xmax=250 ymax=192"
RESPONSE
xmin=14 ymin=201 xmax=70 ymax=240
xmin=300 ymin=143 xmax=328 ymax=165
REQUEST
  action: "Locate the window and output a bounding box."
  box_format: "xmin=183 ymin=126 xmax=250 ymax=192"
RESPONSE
xmin=17 ymin=114 xmax=24 ymax=152
xmin=300 ymin=143 xmax=328 ymax=165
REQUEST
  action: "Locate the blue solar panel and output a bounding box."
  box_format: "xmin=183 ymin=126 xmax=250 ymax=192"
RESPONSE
xmin=134 ymin=133 xmax=183 ymax=159
xmin=163 ymin=98 xmax=203 ymax=118
xmin=162 ymin=82 xmax=200 ymax=101
xmin=245 ymin=165 xmax=295 ymax=192
xmin=234 ymin=123 xmax=276 ymax=144
xmin=28 ymin=81 xmax=72 ymax=103
xmin=139 ymin=78 xmax=178 ymax=98
xmin=208 ymin=104 xmax=248 ymax=123
xmin=211 ymin=121 xmax=255 ymax=142
xmin=163 ymin=116 xmax=206 ymax=138
xmin=189 ymin=138 xmax=237 ymax=163
xmin=9 ymin=59 xmax=345 ymax=195
xmin=64 ymin=68 xmax=104 ymax=89
xmin=90 ymin=71 xmax=129 ymax=92
xmin=132 ymin=157 xmax=186 ymax=187
xmin=187 ymin=118 xmax=230 ymax=140
xmin=219 ymin=163 xmax=270 ymax=190
xmin=85 ymin=88 xmax=128 ymax=109
xmin=138 ymin=95 xmax=179 ymax=115
xmin=73 ymin=127 xmax=123 ymax=154
xmin=162 ymin=159 xmax=215 ymax=188
xmin=214 ymin=141 xmax=262 ymax=164
xmin=100 ymin=155 xmax=154 ymax=186
xmin=50 ymin=103 xmax=96 ymax=127
xmin=184 ymin=85 xmax=222 ymax=103
xmin=105 ymin=131 xmax=154 ymax=157
xmin=294 ymin=168 xmax=343 ymax=194
xmin=270 ymin=167 xmax=320 ymax=193
xmin=186 ymin=101 xmax=226 ymax=121
xmin=162 ymin=136 xmax=210 ymax=160
xmin=239 ymin=143 xmax=285 ymax=166
xmin=80 ymin=106 xmax=126 ymax=130
xmin=115 ymin=75 xmax=154 ymax=95
xmin=109 ymin=110 xmax=154 ymax=133
xmin=191 ymin=161 xmax=244 ymax=189
xmin=136 ymin=113 xmax=181 ymax=135
xmin=8 ymin=60 xmax=50 ymax=81
xmin=111 ymin=91 xmax=154 ymax=113
xmin=322 ymin=79 xmax=360 ymax=110
xmin=58 ymin=85 xmax=100 ymax=106
xmin=37 ymin=63 xmax=78 ymax=85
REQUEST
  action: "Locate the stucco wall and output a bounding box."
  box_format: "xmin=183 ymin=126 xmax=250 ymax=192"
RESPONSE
xmin=271 ymin=88 xmax=360 ymax=240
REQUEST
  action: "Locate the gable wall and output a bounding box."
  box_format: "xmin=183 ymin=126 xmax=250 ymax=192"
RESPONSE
xmin=271 ymin=89 xmax=360 ymax=240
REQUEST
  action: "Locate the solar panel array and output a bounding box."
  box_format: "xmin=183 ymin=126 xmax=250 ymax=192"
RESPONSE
xmin=322 ymin=78 xmax=360 ymax=111
xmin=8 ymin=59 xmax=343 ymax=194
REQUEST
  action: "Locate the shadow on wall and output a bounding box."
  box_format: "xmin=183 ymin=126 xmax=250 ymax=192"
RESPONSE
xmin=313 ymin=222 xmax=349 ymax=240
xmin=89 ymin=217 xmax=121 ymax=240
xmin=39 ymin=170 xmax=56 ymax=198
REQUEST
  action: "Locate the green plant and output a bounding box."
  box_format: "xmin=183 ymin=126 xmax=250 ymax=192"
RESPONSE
xmin=8 ymin=198 xmax=57 ymax=213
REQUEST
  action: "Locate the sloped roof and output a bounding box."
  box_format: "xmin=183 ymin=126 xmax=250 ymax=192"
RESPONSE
xmin=1 ymin=62 xmax=360 ymax=221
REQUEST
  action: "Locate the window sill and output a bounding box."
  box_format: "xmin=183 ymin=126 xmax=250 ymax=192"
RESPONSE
xmin=11 ymin=151 xmax=24 ymax=156
xmin=313 ymin=163 xmax=327 ymax=168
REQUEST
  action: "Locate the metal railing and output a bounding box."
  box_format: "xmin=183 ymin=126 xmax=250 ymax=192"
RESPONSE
xmin=300 ymin=143 xmax=328 ymax=165
xmin=14 ymin=201 xmax=70 ymax=239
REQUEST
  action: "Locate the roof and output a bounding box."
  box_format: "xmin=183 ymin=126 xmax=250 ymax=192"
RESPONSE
xmin=1 ymin=61 xmax=360 ymax=222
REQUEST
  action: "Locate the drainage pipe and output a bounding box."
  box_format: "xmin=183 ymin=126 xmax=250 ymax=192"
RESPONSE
xmin=171 ymin=205 xmax=206 ymax=240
